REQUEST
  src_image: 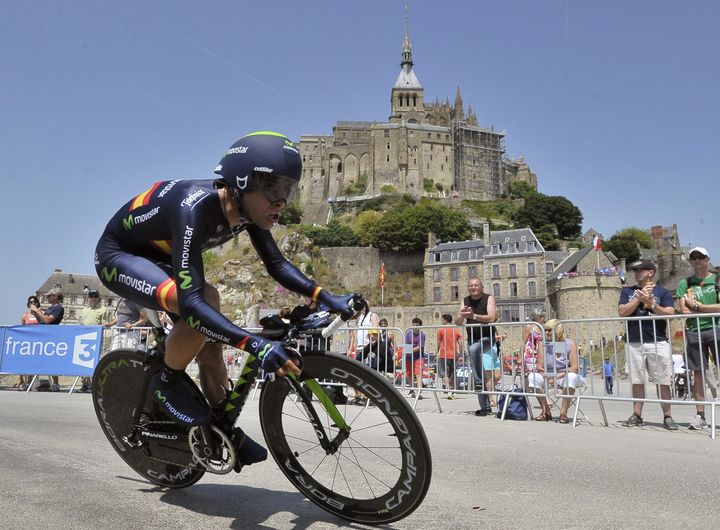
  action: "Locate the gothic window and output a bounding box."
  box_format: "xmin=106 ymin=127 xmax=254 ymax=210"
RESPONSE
xmin=337 ymin=163 xmax=342 ymax=173
xmin=413 ymin=95 xmax=417 ymax=106
xmin=387 ymin=143 xmax=391 ymax=149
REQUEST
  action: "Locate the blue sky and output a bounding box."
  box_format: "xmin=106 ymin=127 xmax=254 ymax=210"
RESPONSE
xmin=1 ymin=0 xmax=718 ymax=324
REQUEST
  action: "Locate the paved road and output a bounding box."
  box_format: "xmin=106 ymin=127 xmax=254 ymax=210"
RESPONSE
xmin=1 ymin=387 xmax=719 ymax=529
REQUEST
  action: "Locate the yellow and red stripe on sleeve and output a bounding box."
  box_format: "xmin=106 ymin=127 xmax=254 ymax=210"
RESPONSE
xmin=156 ymin=278 xmax=177 ymax=312
xmin=129 ymin=182 xmax=162 ymax=211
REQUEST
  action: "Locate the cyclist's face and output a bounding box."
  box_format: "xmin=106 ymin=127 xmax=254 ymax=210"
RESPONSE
xmin=242 ymin=190 xmax=285 ymax=230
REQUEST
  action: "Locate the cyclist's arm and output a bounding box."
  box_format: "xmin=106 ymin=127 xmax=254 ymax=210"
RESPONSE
xmin=171 ymin=218 xmax=269 ymax=356
xmin=247 ymin=224 xmax=327 ymax=301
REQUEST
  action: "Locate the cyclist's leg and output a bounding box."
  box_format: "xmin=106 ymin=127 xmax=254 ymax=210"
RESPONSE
xmin=96 ymin=241 xmax=210 ymax=425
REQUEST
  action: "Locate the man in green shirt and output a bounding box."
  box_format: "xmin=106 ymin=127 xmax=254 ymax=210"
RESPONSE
xmin=77 ymin=289 xmax=110 ymax=392
xmin=677 ymin=246 xmax=720 ymax=430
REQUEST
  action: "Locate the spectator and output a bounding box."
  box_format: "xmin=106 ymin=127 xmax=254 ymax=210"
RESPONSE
xmin=348 ymin=305 xmax=379 ymax=360
xmin=677 ymin=246 xmax=720 ymax=430
xmin=455 ymin=277 xmax=498 ymax=416
xmin=527 ymin=320 xmax=585 ymax=424
xmin=359 ymin=328 xmax=395 ymax=378
xmin=619 ymin=259 xmax=677 ymax=430
xmin=603 ymin=356 xmax=615 ymax=395
xmin=437 ymin=314 xmax=463 ymax=399
xmin=522 ymin=310 xmax=546 ymax=378
xmin=29 ymin=288 xmax=65 ymax=391
xmin=404 ymin=317 xmax=426 ymax=398
xmin=76 ymin=289 xmax=110 ymax=392
xmin=17 ymin=295 xmax=41 ymax=390
xmin=106 ymin=298 xmax=149 ymax=351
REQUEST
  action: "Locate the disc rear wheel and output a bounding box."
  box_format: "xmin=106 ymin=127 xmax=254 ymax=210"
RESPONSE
xmin=92 ymin=349 xmax=205 ymax=488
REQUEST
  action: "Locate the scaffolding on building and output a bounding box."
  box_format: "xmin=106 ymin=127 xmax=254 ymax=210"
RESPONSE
xmin=451 ymin=120 xmax=505 ymax=201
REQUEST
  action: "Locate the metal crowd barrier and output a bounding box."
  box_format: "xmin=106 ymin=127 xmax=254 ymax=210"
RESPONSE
xmin=97 ymin=313 xmax=720 ymax=439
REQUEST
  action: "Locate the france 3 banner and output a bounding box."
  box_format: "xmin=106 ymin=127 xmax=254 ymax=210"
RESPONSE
xmin=0 ymin=325 xmax=102 ymax=376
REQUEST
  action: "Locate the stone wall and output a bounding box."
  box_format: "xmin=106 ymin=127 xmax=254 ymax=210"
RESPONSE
xmin=320 ymin=247 xmax=380 ymax=291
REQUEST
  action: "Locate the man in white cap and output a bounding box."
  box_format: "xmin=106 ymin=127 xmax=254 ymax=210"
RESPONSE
xmin=677 ymin=246 xmax=720 ymax=430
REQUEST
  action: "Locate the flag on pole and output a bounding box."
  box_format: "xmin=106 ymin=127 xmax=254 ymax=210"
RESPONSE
xmin=592 ymin=236 xmax=601 ymax=251
xmin=379 ymin=262 xmax=385 ymax=287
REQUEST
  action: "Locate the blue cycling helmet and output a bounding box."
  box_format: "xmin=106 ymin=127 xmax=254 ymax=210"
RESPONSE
xmin=214 ymin=131 xmax=302 ymax=204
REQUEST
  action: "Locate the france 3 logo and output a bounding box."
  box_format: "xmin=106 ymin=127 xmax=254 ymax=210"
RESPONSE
xmin=72 ymin=331 xmax=100 ymax=369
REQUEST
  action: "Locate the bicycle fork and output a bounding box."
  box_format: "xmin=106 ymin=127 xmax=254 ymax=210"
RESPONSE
xmin=286 ymin=374 xmax=351 ymax=455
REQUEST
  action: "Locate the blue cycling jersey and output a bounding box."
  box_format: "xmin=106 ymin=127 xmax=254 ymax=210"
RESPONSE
xmin=95 ymin=179 xmax=318 ymax=355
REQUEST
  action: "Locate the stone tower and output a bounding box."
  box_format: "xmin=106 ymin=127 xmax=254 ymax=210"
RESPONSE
xmin=390 ymin=15 xmax=425 ymax=123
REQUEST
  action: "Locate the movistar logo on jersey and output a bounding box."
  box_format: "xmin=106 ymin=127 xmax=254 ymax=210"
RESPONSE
xmin=101 ymin=267 xmax=118 ymax=282
xmin=118 ymin=273 xmax=157 ymax=296
xmin=257 ymin=343 xmax=272 ymax=360
xmin=187 ymin=316 xmax=201 ymax=330
xmin=178 ymin=271 xmax=192 ymax=290
xmin=181 ymin=225 xmax=193 ymax=269
xmin=155 ymin=390 xmax=166 ymax=403
xmin=123 ymin=214 xmax=134 ymax=231
xmin=123 ymin=207 xmax=160 ymax=231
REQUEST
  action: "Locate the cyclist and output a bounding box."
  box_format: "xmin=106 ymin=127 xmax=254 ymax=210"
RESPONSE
xmin=95 ymin=131 xmax=352 ymax=467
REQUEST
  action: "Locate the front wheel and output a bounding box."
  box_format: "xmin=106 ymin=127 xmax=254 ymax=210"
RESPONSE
xmin=259 ymin=352 xmax=432 ymax=524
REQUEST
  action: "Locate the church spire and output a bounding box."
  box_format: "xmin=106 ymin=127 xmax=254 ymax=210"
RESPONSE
xmin=401 ymin=8 xmax=412 ymax=68
xmin=454 ymin=86 xmax=465 ymax=120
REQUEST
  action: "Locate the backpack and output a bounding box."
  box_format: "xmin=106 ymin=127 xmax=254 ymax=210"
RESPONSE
xmin=496 ymin=388 xmax=528 ymax=420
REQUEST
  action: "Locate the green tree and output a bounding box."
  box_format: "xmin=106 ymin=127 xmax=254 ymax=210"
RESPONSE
xmin=352 ymin=210 xmax=383 ymax=247
xmin=512 ymin=193 xmax=583 ymax=240
xmin=507 ymin=181 xmax=536 ymax=200
xmin=279 ymin=201 xmax=303 ymax=225
xmin=535 ymin=224 xmax=560 ymax=250
xmin=297 ymin=220 xmax=359 ymax=247
xmin=370 ymin=201 xmax=472 ymax=251
xmin=601 ymin=227 xmax=652 ymax=263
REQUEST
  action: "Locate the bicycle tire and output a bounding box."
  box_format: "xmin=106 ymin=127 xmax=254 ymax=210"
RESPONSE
xmin=258 ymin=352 xmax=432 ymax=524
xmin=92 ymin=349 xmax=205 ymax=488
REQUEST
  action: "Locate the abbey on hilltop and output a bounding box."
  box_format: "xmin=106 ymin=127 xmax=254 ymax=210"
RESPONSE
xmin=297 ymin=17 xmax=537 ymax=224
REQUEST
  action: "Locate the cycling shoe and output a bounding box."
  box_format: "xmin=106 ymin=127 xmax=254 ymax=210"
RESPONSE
xmin=232 ymin=428 xmax=268 ymax=472
xmin=150 ymin=369 xmax=210 ymax=427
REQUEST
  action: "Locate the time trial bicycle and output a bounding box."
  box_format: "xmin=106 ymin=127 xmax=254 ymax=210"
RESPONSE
xmin=91 ymin=297 xmax=432 ymax=524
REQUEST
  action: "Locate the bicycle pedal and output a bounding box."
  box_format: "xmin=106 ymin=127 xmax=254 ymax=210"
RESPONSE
xmin=188 ymin=425 xmax=236 ymax=475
